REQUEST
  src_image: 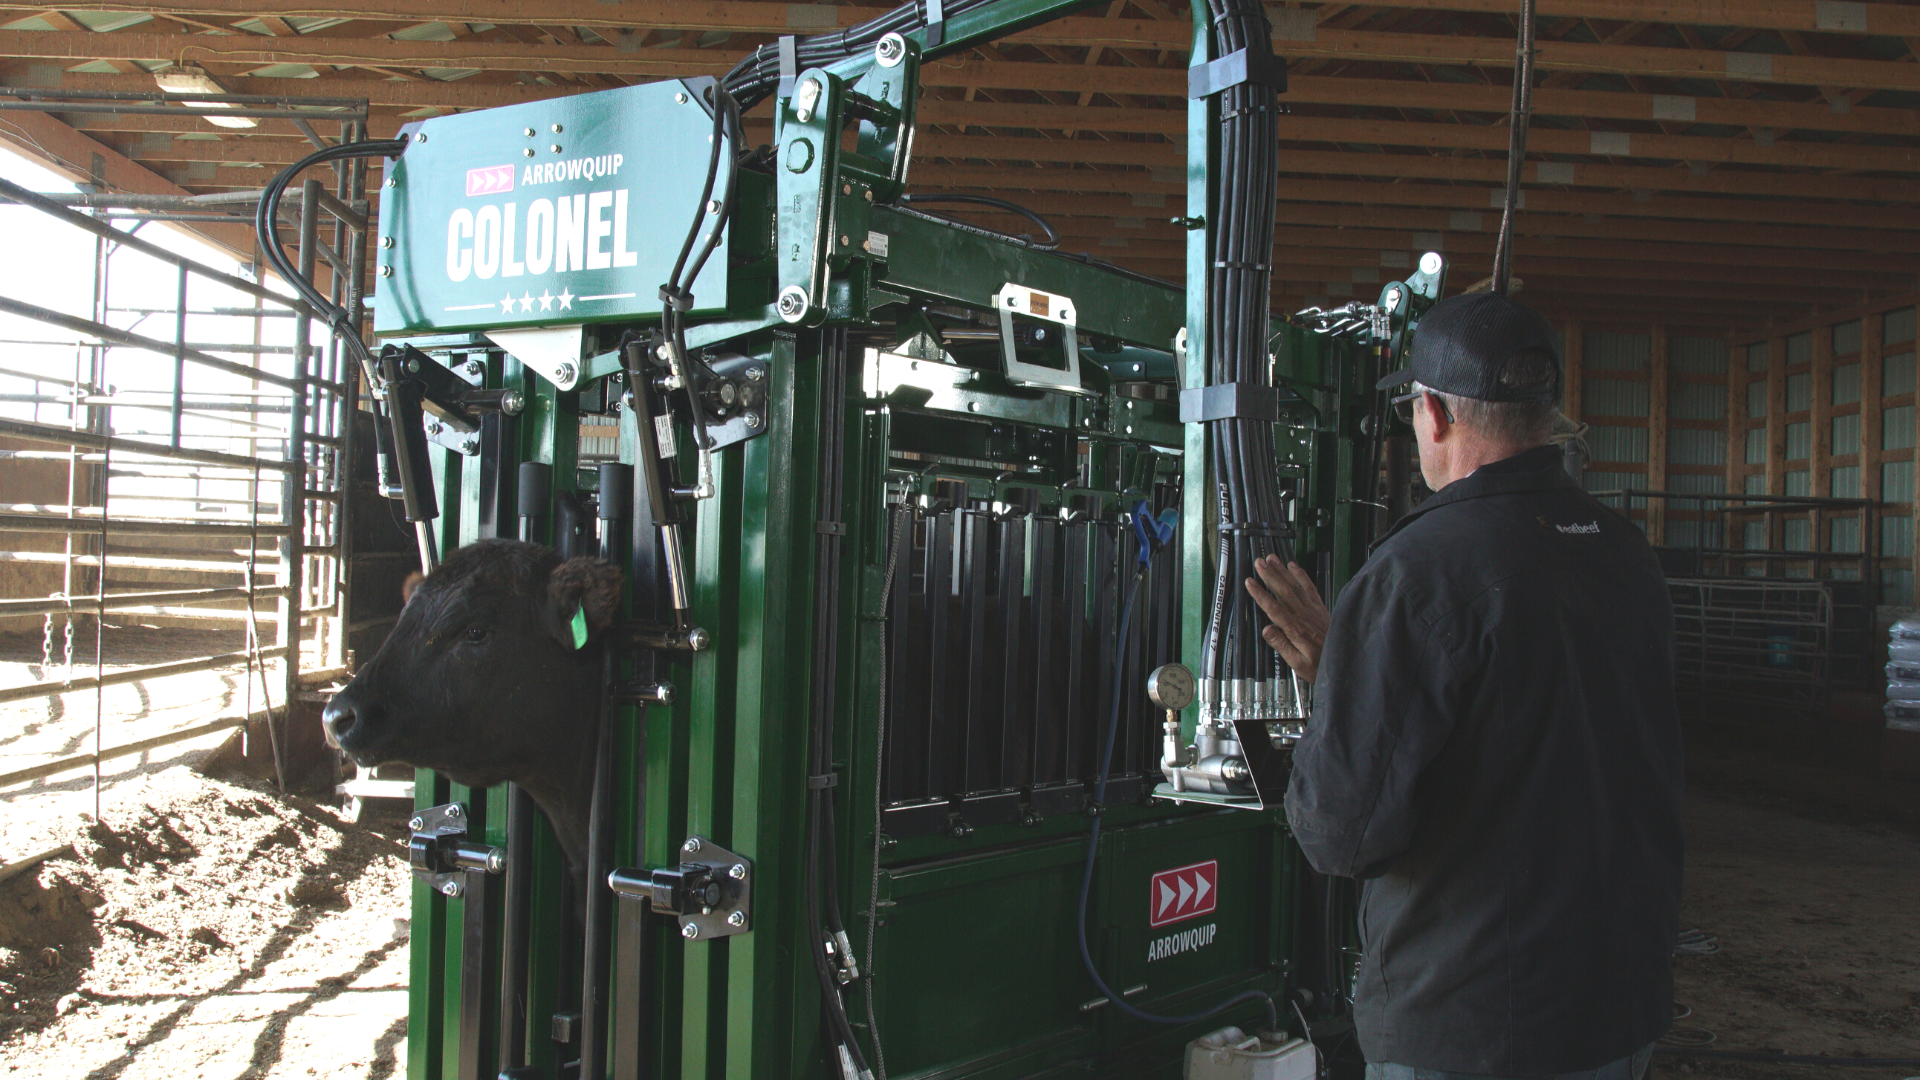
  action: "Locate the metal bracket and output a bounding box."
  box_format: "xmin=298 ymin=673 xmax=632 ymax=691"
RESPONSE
xmin=485 ymin=324 xmax=585 ymax=391
xmin=408 ymin=802 xmax=506 ymax=898
xmin=696 ymin=351 xmax=771 ymax=450
xmin=606 ymin=835 xmax=752 ymax=941
xmin=994 ymin=282 xmax=1090 ymax=397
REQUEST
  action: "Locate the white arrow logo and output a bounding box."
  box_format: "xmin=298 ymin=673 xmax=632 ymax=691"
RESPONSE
xmin=1177 ymin=876 xmax=1194 ymax=912
xmin=1193 ymin=872 xmax=1211 ymax=908
xmin=1158 ymin=881 xmax=1176 ymax=918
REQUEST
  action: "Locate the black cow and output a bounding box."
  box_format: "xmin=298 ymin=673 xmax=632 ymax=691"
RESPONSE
xmin=322 ymin=538 xmax=624 ymax=867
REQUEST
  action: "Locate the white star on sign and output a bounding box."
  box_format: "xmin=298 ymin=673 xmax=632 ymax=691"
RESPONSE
xmin=519 ymin=292 xmax=535 ymax=313
xmin=538 ymin=290 xmax=554 ymax=312
xmin=557 ymin=288 xmax=574 ymax=310
xmin=500 ymin=293 xmax=516 ymax=314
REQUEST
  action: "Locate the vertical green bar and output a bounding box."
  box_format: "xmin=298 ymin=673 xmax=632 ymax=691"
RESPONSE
xmin=725 ymin=333 xmax=818 ymax=1078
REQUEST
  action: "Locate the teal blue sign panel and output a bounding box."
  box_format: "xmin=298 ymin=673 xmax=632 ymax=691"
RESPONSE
xmin=374 ymin=78 xmax=730 ymax=336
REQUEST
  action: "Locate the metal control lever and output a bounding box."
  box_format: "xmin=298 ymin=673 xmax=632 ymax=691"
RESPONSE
xmin=408 ymin=802 xmax=506 ymax=898
xmin=607 ymin=836 xmax=752 ymax=941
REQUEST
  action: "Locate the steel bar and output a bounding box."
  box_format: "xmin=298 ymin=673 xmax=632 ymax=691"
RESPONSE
xmin=0 ymin=550 xmax=279 ymax=572
xmin=0 ymin=294 xmax=300 ymax=391
xmin=0 ymin=511 xmax=295 ymax=538
xmin=0 ymin=86 xmax=368 ymax=111
xmin=112 ymin=306 xmax=301 ymax=318
xmin=0 ymin=585 xmax=290 ymax=618
xmin=0 ymin=342 xmax=320 ymax=356
xmin=0 ymin=415 xmax=297 ymax=471
xmin=0 ymin=176 xmax=308 ymax=309
xmin=0 ymin=708 xmax=274 ymax=790
xmin=0 ymin=644 xmax=290 ymax=707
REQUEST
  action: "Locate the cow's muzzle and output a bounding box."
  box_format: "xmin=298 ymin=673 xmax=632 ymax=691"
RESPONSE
xmin=321 ymin=689 xmax=384 ymax=759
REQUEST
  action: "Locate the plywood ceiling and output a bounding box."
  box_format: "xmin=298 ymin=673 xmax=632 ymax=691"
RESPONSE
xmin=0 ymin=0 xmax=1916 ymax=326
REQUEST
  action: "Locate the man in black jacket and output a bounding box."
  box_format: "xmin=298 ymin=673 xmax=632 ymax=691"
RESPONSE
xmin=1245 ymin=292 xmax=1683 ymax=1078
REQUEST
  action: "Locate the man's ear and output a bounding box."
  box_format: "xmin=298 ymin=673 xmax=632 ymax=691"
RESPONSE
xmin=544 ymin=557 xmax=625 ymax=649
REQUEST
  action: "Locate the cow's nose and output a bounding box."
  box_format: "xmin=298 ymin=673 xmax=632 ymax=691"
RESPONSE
xmin=321 ymin=695 xmax=361 ymax=750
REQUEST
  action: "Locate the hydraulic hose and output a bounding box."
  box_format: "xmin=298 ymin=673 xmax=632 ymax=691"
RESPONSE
xmin=720 ymin=0 xmax=1004 ymax=108
xmin=254 ymin=138 xmax=405 ymax=384
xmin=1076 ymin=552 xmax=1279 ymax=1033
xmin=1198 ymin=0 xmax=1289 ymax=713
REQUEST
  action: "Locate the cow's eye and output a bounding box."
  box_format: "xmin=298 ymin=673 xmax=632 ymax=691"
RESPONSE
xmin=462 ymin=627 xmax=489 ymax=645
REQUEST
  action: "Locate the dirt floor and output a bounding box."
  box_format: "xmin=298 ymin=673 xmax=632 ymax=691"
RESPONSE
xmin=1661 ymin=718 xmax=1920 ymax=1080
xmin=2 ymin=669 xmax=1918 ymax=1077
xmin=0 ymin=764 xmax=412 ymax=1080
xmin=0 ymin=623 xmax=409 ymax=1080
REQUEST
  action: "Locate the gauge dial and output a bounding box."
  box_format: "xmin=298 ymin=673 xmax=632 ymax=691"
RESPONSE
xmin=1147 ymin=663 xmax=1196 ymax=711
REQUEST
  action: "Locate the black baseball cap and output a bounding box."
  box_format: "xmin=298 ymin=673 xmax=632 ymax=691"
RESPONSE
xmin=1375 ymin=292 xmax=1562 ymax=403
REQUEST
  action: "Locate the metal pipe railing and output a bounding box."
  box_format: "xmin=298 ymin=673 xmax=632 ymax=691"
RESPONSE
xmin=0 ymin=644 xmax=292 ymax=707
xmin=0 ymin=416 xmax=296 ymax=472
xmin=0 ymin=177 xmax=309 ymax=311
xmin=0 ymin=511 xmax=296 ymax=538
xmin=0 ymin=585 xmax=292 ymax=618
xmin=0 ymin=708 xmax=274 ymax=790
xmin=0 ymin=294 xmax=301 ymax=391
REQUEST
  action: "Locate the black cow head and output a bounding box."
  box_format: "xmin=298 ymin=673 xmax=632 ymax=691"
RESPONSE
xmin=322 ymin=537 xmax=623 ymax=868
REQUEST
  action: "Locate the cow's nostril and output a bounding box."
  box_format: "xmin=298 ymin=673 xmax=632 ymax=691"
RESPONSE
xmin=322 ymin=699 xmax=360 ymax=748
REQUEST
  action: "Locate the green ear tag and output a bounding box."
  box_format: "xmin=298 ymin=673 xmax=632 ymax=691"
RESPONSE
xmin=570 ymin=606 xmax=589 ymax=650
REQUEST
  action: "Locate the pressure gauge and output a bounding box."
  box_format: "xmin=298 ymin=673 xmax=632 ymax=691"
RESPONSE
xmin=1147 ymin=663 xmax=1196 ymax=712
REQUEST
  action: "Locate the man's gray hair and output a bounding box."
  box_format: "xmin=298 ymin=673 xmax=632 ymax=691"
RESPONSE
xmin=1422 ymin=346 xmax=1561 ymax=447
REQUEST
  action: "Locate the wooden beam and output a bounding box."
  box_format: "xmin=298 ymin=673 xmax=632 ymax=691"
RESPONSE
xmin=913 ymin=166 xmax=1920 ymax=231
xmin=913 ymin=99 xmax=1920 ymax=172
xmin=940 ymin=195 xmax=1919 ymax=258
xmin=1040 ymin=226 xmax=1910 ymax=278
xmin=40 ymin=59 xmax=1920 ymax=140
xmin=0 ymin=0 xmax=1912 ymax=43
xmin=0 ymin=27 xmax=741 ymax=77
xmin=909 ymin=135 xmax=1920 ymax=203
xmin=5 ymin=14 xmax=1920 ymax=92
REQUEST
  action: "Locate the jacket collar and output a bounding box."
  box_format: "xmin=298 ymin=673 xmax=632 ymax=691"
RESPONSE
xmin=1373 ymin=444 xmax=1573 ymax=549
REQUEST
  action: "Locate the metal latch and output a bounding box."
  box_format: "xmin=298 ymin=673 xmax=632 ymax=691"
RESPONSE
xmin=606 ymin=835 xmax=752 ymax=940
xmin=408 ymin=802 xmax=506 ymax=898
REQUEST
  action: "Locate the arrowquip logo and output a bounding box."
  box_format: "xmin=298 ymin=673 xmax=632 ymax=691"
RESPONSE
xmin=1149 ymin=860 xmax=1217 ymax=928
xmin=1147 ymin=923 xmax=1218 ymax=962
xmin=1555 ymin=521 xmax=1602 ymax=535
xmin=466 ymin=165 xmax=515 ymax=197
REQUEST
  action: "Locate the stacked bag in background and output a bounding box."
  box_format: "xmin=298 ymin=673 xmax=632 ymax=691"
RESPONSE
xmin=1885 ymin=617 xmax=1920 ymax=777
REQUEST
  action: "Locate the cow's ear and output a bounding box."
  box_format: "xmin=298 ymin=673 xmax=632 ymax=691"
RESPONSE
xmin=545 ymin=557 xmax=625 ymax=648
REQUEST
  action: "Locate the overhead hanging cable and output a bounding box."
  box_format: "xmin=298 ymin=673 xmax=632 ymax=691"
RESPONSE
xmin=1490 ymin=0 xmax=1537 ymax=296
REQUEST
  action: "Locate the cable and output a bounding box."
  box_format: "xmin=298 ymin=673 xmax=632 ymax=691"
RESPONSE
xmin=719 ymin=0 xmax=1006 ymax=109
xmin=897 ymin=193 xmax=1058 ymax=249
xmin=862 ymin=505 xmax=910 ymax=1080
xmin=1490 ymin=0 xmax=1536 ymax=296
xmin=1076 ymin=547 xmax=1279 ymax=1033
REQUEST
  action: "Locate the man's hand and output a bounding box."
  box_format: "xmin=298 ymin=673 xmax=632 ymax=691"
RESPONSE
xmin=1244 ymin=556 xmax=1330 ymax=683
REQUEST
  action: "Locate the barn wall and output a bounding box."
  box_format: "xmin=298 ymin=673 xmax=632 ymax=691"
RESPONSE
xmin=1731 ymin=293 xmax=1920 ymax=607
xmin=1556 ymin=319 xmax=1734 ymax=547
